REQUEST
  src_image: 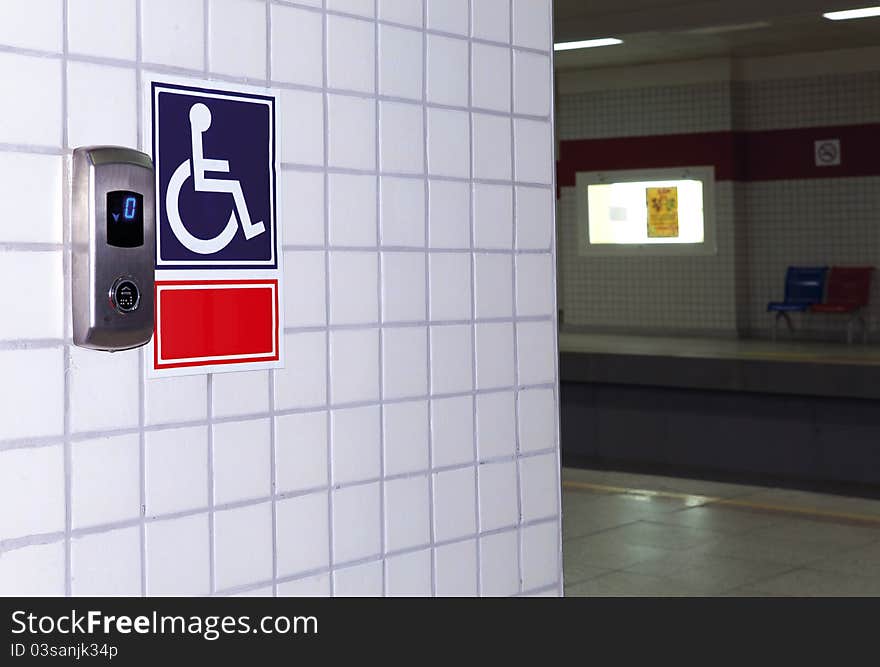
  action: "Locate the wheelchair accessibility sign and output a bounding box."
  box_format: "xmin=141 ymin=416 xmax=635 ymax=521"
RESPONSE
xmin=148 ymin=79 xmax=283 ymax=376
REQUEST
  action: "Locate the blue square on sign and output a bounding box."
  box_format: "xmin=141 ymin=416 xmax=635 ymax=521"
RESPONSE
xmin=152 ymin=82 xmax=277 ymax=269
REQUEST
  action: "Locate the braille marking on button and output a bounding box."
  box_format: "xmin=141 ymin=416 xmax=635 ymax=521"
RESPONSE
xmin=111 ymin=278 xmax=141 ymax=314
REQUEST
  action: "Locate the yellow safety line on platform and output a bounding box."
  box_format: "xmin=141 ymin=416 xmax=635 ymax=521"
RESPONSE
xmin=562 ymin=480 xmax=880 ymax=526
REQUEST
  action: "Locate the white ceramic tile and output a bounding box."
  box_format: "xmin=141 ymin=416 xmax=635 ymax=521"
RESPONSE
xmin=515 ymin=186 xmax=553 ymax=250
xmin=0 ymin=251 xmax=62 ymax=340
xmin=328 ymin=94 xmax=376 ymax=170
xmin=380 ymin=177 xmax=426 ymax=247
xmin=474 ymin=253 xmax=513 ymax=319
xmin=435 ymin=539 xmax=477 ymax=596
xmin=330 ymin=328 xmax=380 ymax=404
xmin=329 ymin=251 xmax=379 ymax=325
xmin=472 ymin=113 xmax=512 ymax=181
xmin=145 ymin=426 xmax=208 ymax=516
xmin=0 ymin=0 xmax=61 ymax=52
xmin=231 ymin=586 xmax=273 ymax=597
xmin=209 ymin=0 xmax=266 ymax=79
xmin=328 ymin=0 xmax=375 ymax=19
xmin=214 ymin=502 xmax=273 ymax=591
xmin=212 ymin=370 xmax=270 ymax=418
xmin=472 ymin=43 xmax=511 ymax=112
xmin=379 ymin=0 xmax=423 ymax=27
xmin=332 ymin=482 xmax=381 ymax=563
xmin=512 ymin=0 xmax=552 ymax=51
xmin=518 ymin=388 xmax=555 ymax=453
xmin=144 ymin=373 xmax=208 ymax=426
xmin=385 ymin=549 xmax=432 ymax=596
xmin=0 ymin=153 xmax=62 ymax=243
xmin=275 ymin=410 xmax=328 ymax=493
xmin=480 ymin=530 xmax=519 ymax=596
xmin=431 ymin=395 xmax=473 ymax=468
xmin=71 ymin=527 xmax=140 ymax=596
xmin=331 ymin=405 xmax=381 ymax=484
xmin=514 ymin=51 xmax=551 ymax=116
xmin=280 ymin=89 xmax=324 ymax=166
xmin=429 ymin=253 xmax=471 ymax=321
xmin=475 ymin=322 xmax=515 ymax=390
xmin=276 ymin=491 xmax=330 ymax=577
xmin=384 ymin=475 xmax=430 ymax=552
xmin=278 ymin=573 xmax=331 ymax=597
xmin=514 ymin=119 xmax=553 ymax=184
xmin=516 ymin=254 xmax=554 ymax=317
xmin=383 ymin=400 xmax=429 ymax=476
xmin=478 ymin=460 xmax=518 ymax=531
xmin=141 ymin=0 xmax=204 ymax=70
xmin=428 ymin=180 xmax=470 ymax=249
xmin=427 ymin=108 xmax=470 ymax=177
xmin=432 ymin=467 xmax=476 ymax=542
xmin=521 ymin=520 xmax=558 ymax=591
xmin=145 ymin=514 xmax=211 ymax=596
xmin=516 ymin=321 xmax=556 ymax=386
xmin=0 ymin=348 xmax=63 ymax=440
xmin=67 ymin=61 xmax=137 ymax=149
xmin=329 ymin=173 xmax=377 ymax=246
xmin=382 ymin=252 xmax=426 ymax=322
xmin=429 ymin=324 xmax=473 ymax=394
xmin=282 ymin=170 xmax=325 ymax=246
xmin=327 ymin=14 xmax=375 ymax=93
xmin=427 ymin=0 xmax=468 ymax=35
xmin=69 ymin=346 xmax=139 ymax=433
xmin=472 ymin=0 xmax=510 ymax=43
xmin=380 ymin=101 xmax=424 ymax=174
xmin=213 ymin=419 xmax=271 ymax=504
xmin=473 ymin=184 xmax=513 ymax=249
xmin=71 ymin=434 xmax=140 ymax=529
xmin=272 ymin=4 xmax=323 ymax=87
xmin=275 ymin=331 xmax=327 ymax=410
xmin=284 ymin=250 xmax=327 ymax=327
xmin=520 ymin=452 xmax=558 ymax=521
xmin=379 ymin=24 xmax=422 ymax=100
xmin=0 ymin=445 xmax=64 ymax=541
xmin=333 ymin=560 xmax=383 ymax=596
xmin=383 ymin=327 xmax=428 ymax=400
xmin=69 ymin=0 xmax=135 ymax=60
xmin=0 ymin=542 xmax=65 ymax=596
xmin=0 ymin=53 xmax=62 ymax=147
xmin=476 ymin=391 xmax=517 ymax=460
xmin=426 ymin=34 xmax=468 ymax=107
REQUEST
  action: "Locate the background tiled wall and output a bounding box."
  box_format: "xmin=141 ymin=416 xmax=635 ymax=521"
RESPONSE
xmin=0 ymin=0 xmax=561 ymax=597
xmin=557 ymin=66 xmax=880 ymax=340
xmin=556 ymin=82 xmax=740 ymax=335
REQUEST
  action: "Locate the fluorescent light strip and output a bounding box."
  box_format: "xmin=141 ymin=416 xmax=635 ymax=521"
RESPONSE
xmin=554 ymin=38 xmax=623 ymax=51
xmin=824 ymin=6 xmax=880 ymax=20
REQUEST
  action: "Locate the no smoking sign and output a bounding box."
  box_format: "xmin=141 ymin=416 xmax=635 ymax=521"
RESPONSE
xmin=815 ymin=139 xmax=842 ymax=167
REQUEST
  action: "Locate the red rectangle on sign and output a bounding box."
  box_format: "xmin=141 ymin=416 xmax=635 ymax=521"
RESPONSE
xmin=155 ymin=280 xmax=279 ymax=370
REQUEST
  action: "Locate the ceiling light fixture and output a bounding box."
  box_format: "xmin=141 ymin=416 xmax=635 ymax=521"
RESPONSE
xmin=553 ymin=38 xmax=623 ymax=51
xmin=824 ymin=6 xmax=880 ymax=20
xmin=687 ymin=21 xmax=771 ymax=34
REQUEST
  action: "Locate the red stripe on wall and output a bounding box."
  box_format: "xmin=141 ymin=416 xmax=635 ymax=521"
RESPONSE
xmin=556 ymin=123 xmax=880 ymax=189
xmin=155 ymin=280 xmax=279 ymax=369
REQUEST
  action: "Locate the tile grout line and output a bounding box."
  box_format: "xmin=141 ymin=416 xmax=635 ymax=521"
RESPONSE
xmin=466 ymin=0 xmax=482 ymax=597
xmin=61 ymin=0 xmax=72 ymax=598
xmin=135 ymin=0 xmax=148 ymax=598
xmin=321 ymin=0 xmax=334 ymax=598
xmin=508 ymin=0 xmax=525 ymax=596
xmin=265 ymin=0 xmax=279 ymax=599
xmin=421 ymin=0 xmax=436 ymax=599
xmin=373 ymin=0 xmax=386 ymax=597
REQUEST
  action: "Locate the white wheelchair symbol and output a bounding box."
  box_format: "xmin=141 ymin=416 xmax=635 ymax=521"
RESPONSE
xmin=166 ymin=103 xmax=265 ymax=255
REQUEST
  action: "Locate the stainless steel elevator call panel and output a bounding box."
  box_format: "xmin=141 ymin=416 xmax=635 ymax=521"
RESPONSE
xmin=72 ymin=147 xmax=156 ymax=351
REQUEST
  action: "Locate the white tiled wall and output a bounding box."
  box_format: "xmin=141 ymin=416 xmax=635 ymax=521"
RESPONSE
xmin=0 ymin=0 xmax=561 ymax=597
